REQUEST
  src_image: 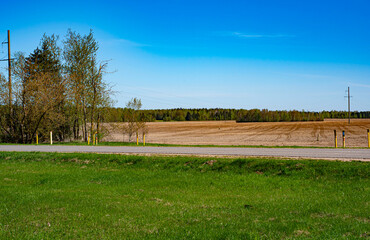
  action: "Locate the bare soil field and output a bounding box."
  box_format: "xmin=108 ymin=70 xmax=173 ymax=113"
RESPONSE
xmin=104 ymin=119 xmax=370 ymax=147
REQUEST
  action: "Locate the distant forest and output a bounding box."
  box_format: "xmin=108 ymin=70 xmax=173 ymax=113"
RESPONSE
xmin=105 ymin=108 xmax=370 ymax=122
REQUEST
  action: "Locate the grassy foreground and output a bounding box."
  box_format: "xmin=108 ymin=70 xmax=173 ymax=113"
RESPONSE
xmin=0 ymin=152 xmax=369 ymax=239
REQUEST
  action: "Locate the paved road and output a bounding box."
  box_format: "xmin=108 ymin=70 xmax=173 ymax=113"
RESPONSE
xmin=0 ymin=145 xmax=370 ymax=161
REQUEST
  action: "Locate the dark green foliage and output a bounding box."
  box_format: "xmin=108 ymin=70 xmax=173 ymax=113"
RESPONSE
xmin=26 ymin=34 xmax=62 ymax=77
xmin=105 ymin=107 xmax=370 ymax=122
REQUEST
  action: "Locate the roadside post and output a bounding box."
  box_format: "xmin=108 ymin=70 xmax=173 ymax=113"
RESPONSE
xmin=367 ymin=129 xmax=369 ymax=148
xmin=36 ymin=133 xmax=38 ymax=145
xmin=136 ymin=133 xmax=139 ymax=146
xmin=50 ymin=131 xmax=53 ymax=145
xmin=88 ymin=136 xmax=90 ymax=145
xmin=342 ymin=131 xmax=345 ymax=148
xmin=334 ymin=130 xmax=337 ymax=148
xmin=143 ymin=133 xmax=146 ymax=146
xmin=95 ymin=132 xmax=98 ymax=145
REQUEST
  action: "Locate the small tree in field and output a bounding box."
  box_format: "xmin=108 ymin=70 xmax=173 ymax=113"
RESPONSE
xmin=123 ymin=98 xmax=148 ymax=143
xmin=112 ymin=122 xmax=127 ymax=142
xmin=139 ymin=120 xmax=148 ymax=143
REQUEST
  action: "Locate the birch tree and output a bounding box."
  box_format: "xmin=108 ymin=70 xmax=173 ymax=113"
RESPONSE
xmin=124 ymin=98 xmax=148 ymax=142
xmin=64 ymin=29 xmax=112 ymax=142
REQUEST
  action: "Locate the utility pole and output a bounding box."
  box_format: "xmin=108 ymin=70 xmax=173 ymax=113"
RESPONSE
xmin=0 ymin=30 xmax=15 ymax=138
xmin=345 ymin=87 xmax=352 ymax=124
xmin=7 ymin=30 xmax=11 ymax=110
xmin=1 ymin=30 xmax=13 ymax=112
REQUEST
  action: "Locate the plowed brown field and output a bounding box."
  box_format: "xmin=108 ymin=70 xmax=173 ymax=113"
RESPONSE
xmin=105 ymin=119 xmax=370 ymax=147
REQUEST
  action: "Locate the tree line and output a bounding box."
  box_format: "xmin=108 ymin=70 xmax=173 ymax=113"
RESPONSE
xmin=0 ymin=30 xmax=113 ymax=143
xmin=105 ymin=108 xmax=370 ymax=122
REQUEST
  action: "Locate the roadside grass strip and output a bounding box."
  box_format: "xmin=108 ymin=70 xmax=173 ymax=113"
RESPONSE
xmin=0 ymin=152 xmax=369 ymax=239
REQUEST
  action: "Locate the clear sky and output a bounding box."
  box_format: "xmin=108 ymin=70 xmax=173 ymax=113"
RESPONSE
xmin=1 ymin=0 xmax=369 ymax=111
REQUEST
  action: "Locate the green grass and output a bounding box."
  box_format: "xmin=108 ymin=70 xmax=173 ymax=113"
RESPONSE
xmin=0 ymin=152 xmax=369 ymax=239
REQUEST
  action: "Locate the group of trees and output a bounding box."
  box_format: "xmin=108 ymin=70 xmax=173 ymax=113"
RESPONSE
xmin=107 ymin=108 xmax=236 ymax=122
xmin=105 ymin=108 xmax=370 ymax=123
xmin=235 ymin=109 xmax=370 ymax=122
xmin=0 ymin=30 xmax=112 ymax=143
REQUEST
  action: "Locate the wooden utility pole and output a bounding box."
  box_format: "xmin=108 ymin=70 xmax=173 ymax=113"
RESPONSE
xmin=345 ymin=87 xmax=352 ymax=124
xmin=347 ymin=87 xmax=350 ymax=124
xmin=0 ymin=30 xmax=14 ymax=136
xmin=1 ymin=30 xmax=13 ymax=111
xmin=7 ymin=30 xmax=11 ymax=109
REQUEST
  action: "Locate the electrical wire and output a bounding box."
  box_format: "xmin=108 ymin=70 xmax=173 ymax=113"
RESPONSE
xmin=117 ymin=84 xmax=230 ymax=108
xmin=0 ymin=35 xmax=8 ymax=60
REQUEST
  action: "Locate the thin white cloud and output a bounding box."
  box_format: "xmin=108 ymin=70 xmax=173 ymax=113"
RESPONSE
xmin=276 ymin=71 xmax=337 ymax=80
xmin=232 ymin=32 xmax=295 ymax=39
xmin=349 ymin=82 xmax=370 ymax=88
xmin=120 ymin=85 xmax=233 ymax=98
xmin=104 ymin=38 xmax=150 ymax=47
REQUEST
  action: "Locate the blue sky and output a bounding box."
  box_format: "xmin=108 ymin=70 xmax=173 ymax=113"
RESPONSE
xmin=1 ymin=0 xmax=369 ymax=110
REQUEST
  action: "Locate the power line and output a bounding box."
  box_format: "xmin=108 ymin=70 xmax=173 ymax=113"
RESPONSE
xmin=119 ymin=84 xmax=231 ymax=108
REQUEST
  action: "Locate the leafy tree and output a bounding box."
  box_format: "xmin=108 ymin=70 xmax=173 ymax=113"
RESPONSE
xmin=124 ymin=98 xmax=142 ymax=142
xmin=0 ymin=41 xmax=66 ymax=143
xmin=64 ymin=29 xmax=112 ymax=142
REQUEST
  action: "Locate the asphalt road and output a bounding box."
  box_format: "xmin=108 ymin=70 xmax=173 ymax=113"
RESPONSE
xmin=0 ymin=145 xmax=370 ymax=161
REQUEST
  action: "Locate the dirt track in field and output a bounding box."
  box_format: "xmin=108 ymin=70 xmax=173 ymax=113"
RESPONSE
xmin=104 ymin=119 xmax=370 ymax=147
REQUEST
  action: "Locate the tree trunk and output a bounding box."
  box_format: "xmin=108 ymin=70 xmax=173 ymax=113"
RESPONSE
xmin=83 ymin=98 xmax=87 ymax=142
xmin=74 ymin=102 xmax=80 ymax=140
xmin=97 ymin=113 xmax=100 ymax=136
xmin=90 ymin=85 xmax=96 ymax=143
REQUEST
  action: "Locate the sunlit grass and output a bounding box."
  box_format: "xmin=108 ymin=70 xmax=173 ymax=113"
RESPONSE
xmin=0 ymin=152 xmax=368 ymax=239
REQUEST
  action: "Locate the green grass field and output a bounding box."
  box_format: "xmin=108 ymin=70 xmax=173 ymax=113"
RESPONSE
xmin=0 ymin=152 xmax=369 ymax=239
